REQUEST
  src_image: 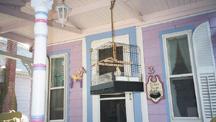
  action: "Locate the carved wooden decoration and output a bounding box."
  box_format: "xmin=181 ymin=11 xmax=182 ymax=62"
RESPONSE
xmin=71 ymin=67 xmax=86 ymax=88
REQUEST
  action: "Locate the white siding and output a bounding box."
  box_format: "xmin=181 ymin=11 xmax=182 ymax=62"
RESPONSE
xmin=15 ymin=74 xmax=31 ymax=118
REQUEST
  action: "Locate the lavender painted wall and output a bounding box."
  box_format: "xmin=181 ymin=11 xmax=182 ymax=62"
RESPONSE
xmin=142 ymin=12 xmax=216 ymax=122
xmin=48 ymin=40 xmax=83 ymax=122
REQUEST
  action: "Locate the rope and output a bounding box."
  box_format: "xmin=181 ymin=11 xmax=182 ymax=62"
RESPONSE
xmin=110 ymin=0 xmax=117 ymax=61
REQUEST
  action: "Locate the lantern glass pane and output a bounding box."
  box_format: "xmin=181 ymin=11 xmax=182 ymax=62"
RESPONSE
xmin=64 ymin=8 xmax=67 ymax=18
xmin=58 ymin=7 xmax=63 ymax=19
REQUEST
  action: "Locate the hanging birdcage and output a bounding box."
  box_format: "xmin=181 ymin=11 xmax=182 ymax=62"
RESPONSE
xmin=90 ymin=41 xmax=143 ymax=94
xmin=90 ymin=42 xmax=143 ymax=94
xmin=90 ymin=0 xmax=144 ymax=94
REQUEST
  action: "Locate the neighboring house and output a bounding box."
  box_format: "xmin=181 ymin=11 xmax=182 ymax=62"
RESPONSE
xmin=0 ymin=10 xmax=216 ymax=122
xmin=0 ymin=39 xmax=32 ymax=119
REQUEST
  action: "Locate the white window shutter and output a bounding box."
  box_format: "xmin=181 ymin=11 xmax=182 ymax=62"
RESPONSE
xmin=193 ymin=21 xmax=216 ymax=121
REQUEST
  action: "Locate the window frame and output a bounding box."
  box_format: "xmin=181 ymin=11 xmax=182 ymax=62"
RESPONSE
xmin=162 ymin=30 xmax=202 ymax=121
xmin=48 ymin=54 xmax=68 ymax=122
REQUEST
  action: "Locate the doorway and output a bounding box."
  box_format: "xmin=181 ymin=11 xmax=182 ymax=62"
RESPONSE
xmin=92 ymin=92 xmax=134 ymax=122
xmin=100 ymin=94 xmax=126 ymax=122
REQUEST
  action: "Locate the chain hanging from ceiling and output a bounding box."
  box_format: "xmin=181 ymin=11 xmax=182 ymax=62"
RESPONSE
xmin=110 ymin=0 xmax=117 ymax=61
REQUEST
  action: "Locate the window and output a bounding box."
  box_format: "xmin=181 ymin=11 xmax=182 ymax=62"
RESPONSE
xmin=49 ymin=55 xmax=66 ymax=121
xmin=163 ymin=31 xmax=199 ymax=118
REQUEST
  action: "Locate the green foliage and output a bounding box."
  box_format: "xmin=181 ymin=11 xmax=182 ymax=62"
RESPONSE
xmin=0 ymin=111 xmax=22 ymax=121
xmin=211 ymin=117 xmax=216 ymax=122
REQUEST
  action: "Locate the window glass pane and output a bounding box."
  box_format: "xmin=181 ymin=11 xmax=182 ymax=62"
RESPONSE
xmin=100 ymin=99 xmax=126 ymax=122
xmin=16 ymin=60 xmax=30 ymax=73
xmin=50 ymin=89 xmax=64 ymax=120
xmin=170 ymin=77 xmax=198 ymax=117
xmin=17 ymin=43 xmax=32 ymax=58
xmin=0 ymin=37 xmax=7 ymax=51
xmin=167 ymin=35 xmax=192 ymax=75
xmin=51 ymin=57 xmax=64 ymax=87
xmin=0 ymin=57 xmax=6 ymax=83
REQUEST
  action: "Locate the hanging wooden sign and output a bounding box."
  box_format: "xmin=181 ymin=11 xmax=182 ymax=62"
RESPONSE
xmin=146 ymin=66 xmax=164 ymax=103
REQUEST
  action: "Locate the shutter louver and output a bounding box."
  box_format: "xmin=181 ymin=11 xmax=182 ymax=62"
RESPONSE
xmin=193 ymin=22 xmax=216 ymax=121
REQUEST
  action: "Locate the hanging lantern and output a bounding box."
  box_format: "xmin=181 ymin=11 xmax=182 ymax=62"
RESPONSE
xmin=56 ymin=1 xmax=71 ymax=27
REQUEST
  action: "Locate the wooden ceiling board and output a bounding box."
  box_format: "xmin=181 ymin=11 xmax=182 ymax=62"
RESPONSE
xmin=0 ymin=0 xmax=215 ymax=42
xmin=47 ymin=26 xmax=81 ymax=44
xmin=0 ymin=13 xmax=20 ymax=26
xmin=66 ymin=0 xmax=99 ymax=8
xmin=130 ymin=0 xmax=168 ymax=15
xmin=12 ymin=25 xmax=34 ymax=38
xmin=68 ymin=7 xmax=110 ymax=29
xmin=68 ymin=2 xmax=134 ymax=29
xmin=165 ymin=0 xmax=203 ymax=9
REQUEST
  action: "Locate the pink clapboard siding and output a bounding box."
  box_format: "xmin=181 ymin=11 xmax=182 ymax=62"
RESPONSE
xmin=142 ymin=12 xmax=216 ymax=122
xmin=48 ymin=40 xmax=83 ymax=122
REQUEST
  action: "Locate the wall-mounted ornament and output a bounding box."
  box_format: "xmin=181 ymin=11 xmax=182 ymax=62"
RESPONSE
xmin=146 ymin=66 xmax=164 ymax=103
xmin=71 ymin=67 xmax=86 ymax=88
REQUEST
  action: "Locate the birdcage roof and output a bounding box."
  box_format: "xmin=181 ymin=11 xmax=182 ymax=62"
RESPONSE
xmin=94 ymin=41 xmax=134 ymax=50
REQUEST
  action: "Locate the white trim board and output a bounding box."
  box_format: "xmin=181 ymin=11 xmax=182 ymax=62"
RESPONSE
xmin=82 ymin=38 xmax=87 ymax=122
xmin=136 ymin=26 xmax=149 ymax=122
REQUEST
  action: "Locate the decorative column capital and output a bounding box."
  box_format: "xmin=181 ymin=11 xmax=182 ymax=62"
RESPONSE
xmin=31 ymin=0 xmax=53 ymax=11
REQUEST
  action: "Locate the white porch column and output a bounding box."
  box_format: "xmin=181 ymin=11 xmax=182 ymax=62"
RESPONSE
xmin=31 ymin=0 xmax=52 ymax=122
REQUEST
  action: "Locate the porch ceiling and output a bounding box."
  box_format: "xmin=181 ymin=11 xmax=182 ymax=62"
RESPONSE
xmin=0 ymin=0 xmax=215 ymax=45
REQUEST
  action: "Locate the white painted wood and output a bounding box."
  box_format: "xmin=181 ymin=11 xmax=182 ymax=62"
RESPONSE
xmin=83 ymin=0 xmax=216 ymax=40
xmin=66 ymin=0 xmax=98 ymax=8
xmin=69 ymin=3 xmax=134 ymax=29
xmin=49 ymin=21 xmax=82 ymax=34
xmin=136 ymin=26 xmax=149 ymax=122
xmin=0 ymin=20 xmax=31 ymax=33
xmin=92 ymin=95 xmax=100 ymax=122
xmin=0 ymin=13 xmax=21 ymax=26
xmin=69 ymin=0 xmax=110 ymax=17
xmin=44 ymin=57 xmax=49 ymax=122
xmin=82 ymin=38 xmax=87 ymax=122
xmin=0 ymin=0 xmax=215 ymax=44
xmin=162 ymin=30 xmax=202 ymax=122
xmin=100 ymin=97 xmax=125 ymax=101
xmin=193 ymin=22 xmax=216 ymax=122
xmin=0 ymin=4 xmax=81 ymax=34
xmin=142 ymin=0 xmax=216 ymax=26
xmin=125 ymin=92 xmax=135 ymax=122
xmin=1 ymin=32 xmax=33 ymax=46
xmin=120 ymin=0 xmax=143 ymax=21
xmin=115 ymin=76 xmax=139 ymax=82
xmin=15 ymin=75 xmax=31 ymax=118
